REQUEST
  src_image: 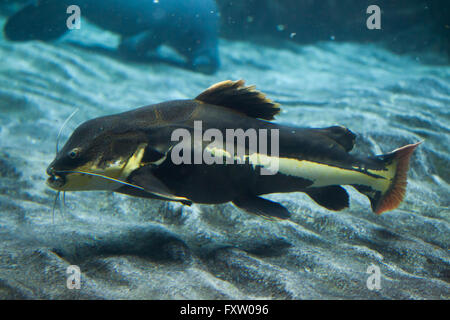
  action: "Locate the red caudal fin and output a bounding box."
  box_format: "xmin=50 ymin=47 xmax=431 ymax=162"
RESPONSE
xmin=353 ymin=141 xmax=421 ymax=215
xmin=374 ymin=142 xmax=422 ymax=214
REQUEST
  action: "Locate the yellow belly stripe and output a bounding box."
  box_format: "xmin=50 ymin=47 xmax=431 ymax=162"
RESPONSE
xmin=61 ymin=143 xmax=148 ymax=191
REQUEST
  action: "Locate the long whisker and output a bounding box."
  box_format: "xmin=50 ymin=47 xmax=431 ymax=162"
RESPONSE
xmin=52 ymin=191 xmax=60 ymax=224
xmin=62 ymin=191 xmax=67 ymax=218
xmin=56 ymin=170 xmax=190 ymax=203
xmin=58 ymin=170 xmax=147 ymax=191
xmin=56 ymin=109 xmax=79 ymax=154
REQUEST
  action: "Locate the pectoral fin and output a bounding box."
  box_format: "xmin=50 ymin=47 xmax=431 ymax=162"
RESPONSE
xmin=305 ymin=185 xmax=349 ymax=211
xmin=233 ymin=195 xmax=291 ymax=220
xmin=129 ymin=166 xmax=192 ymax=205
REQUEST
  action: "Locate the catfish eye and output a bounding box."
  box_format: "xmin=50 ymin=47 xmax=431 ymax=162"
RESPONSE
xmin=68 ymin=148 xmax=80 ymax=159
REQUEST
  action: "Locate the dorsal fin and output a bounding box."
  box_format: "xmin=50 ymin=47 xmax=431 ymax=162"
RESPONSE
xmin=317 ymin=126 xmax=356 ymax=152
xmin=195 ymin=80 xmax=281 ymax=120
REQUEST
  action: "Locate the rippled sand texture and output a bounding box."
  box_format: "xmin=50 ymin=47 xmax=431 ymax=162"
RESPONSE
xmin=0 ymin=18 xmax=449 ymax=299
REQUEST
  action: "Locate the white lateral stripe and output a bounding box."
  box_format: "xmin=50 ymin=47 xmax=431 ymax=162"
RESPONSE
xmin=248 ymin=153 xmax=390 ymax=192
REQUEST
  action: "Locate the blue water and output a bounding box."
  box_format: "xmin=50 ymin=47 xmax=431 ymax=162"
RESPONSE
xmin=0 ymin=2 xmax=449 ymax=299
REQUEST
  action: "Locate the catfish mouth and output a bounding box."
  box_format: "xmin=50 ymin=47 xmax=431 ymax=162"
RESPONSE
xmin=46 ymin=164 xmax=68 ymax=190
xmin=46 ymin=172 xmax=66 ymax=190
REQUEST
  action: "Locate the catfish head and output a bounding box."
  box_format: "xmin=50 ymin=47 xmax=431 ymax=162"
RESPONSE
xmin=46 ymin=115 xmax=153 ymax=192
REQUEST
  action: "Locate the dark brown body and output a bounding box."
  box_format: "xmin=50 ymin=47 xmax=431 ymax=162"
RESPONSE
xmin=98 ymin=100 xmax=378 ymax=204
xmin=47 ymin=80 xmax=419 ymax=218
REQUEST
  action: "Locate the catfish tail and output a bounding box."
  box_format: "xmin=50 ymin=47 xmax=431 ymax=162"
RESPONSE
xmin=354 ymin=141 xmax=421 ymax=214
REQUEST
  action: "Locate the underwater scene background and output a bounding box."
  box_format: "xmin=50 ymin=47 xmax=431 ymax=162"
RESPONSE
xmin=0 ymin=0 xmax=448 ymax=299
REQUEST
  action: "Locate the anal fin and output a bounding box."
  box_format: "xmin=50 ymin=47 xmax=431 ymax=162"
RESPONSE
xmin=305 ymin=185 xmax=349 ymax=211
xmin=233 ymin=195 xmax=291 ymax=220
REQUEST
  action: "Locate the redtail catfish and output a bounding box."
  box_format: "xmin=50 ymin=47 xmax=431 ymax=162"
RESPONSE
xmin=47 ymin=80 xmax=420 ymax=219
